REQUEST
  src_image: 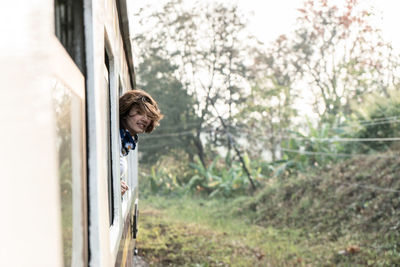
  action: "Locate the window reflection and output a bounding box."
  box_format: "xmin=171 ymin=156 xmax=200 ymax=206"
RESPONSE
xmin=53 ymin=81 xmax=85 ymax=266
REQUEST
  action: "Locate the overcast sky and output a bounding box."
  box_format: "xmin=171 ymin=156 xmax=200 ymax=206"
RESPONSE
xmin=236 ymin=0 xmax=400 ymax=51
xmin=133 ymin=0 xmax=400 ymax=52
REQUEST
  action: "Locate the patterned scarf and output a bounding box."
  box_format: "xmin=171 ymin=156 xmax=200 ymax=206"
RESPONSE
xmin=120 ymin=128 xmax=138 ymax=156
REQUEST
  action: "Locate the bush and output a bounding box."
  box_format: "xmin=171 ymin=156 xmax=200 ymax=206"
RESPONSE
xmin=140 ymin=156 xmax=192 ymax=196
xmin=141 ymin=153 xmax=269 ymax=198
xmin=342 ymin=90 xmax=400 ymax=153
xmin=277 ymin=117 xmax=345 ymax=176
xmin=186 ymin=156 xmax=262 ymax=198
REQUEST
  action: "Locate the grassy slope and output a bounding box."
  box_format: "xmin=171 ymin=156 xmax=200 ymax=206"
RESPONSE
xmin=137 ymin=155 xmax=400 ymax=266
xmin=241 ymin=155 xmax=400 ymax=265
xmin=138 ymin=197 xmax=314 ymax=266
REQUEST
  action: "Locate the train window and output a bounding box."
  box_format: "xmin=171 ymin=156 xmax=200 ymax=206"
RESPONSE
xmin=105 ymin=42 xmax=133 ymax=262
xmin=104 ymin=42 xmax=122 ymax=230
xmin=118 ymin=79 xmax=130 ymax=202
xmin=104 ymin=49 xmax=115 ymax=226
xmin=53 ymin=80 xmax=87 ymax=267
xmin=54 ymin=0 xmax=86 ymax=75
xmin=118 ymin=79 xmax=139 ymax=206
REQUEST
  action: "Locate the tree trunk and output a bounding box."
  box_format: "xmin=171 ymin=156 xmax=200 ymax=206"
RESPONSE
xmin=193 ymin=135 xmax=206 ymax=168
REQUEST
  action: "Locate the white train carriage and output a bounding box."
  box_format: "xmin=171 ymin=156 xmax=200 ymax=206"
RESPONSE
xmin=1 ymin=0 xmax=140 ymax=266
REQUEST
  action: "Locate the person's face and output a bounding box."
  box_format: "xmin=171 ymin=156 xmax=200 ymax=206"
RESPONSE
xmin=124 ymin=106 xmax=151 ymax=135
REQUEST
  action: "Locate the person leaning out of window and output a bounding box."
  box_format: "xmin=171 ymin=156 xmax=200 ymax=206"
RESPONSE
xmin=119 ymin=89 xmax=163 ymax=195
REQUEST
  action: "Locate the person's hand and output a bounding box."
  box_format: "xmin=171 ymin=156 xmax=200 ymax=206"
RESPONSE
xmin=121 ymin=180 xmax=129 ymax=196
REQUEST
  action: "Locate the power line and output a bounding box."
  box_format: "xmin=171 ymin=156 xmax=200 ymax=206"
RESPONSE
xmin=333 ymin=118 xmax=400 ymax=130
xmin=280 ymin=148 xmax=358 ymax=158
xmin=156 ymin=115 xmax=400 ymax=135
xmin=153 ymin=119 xmax=212 ymax=131
xmin=142 ymin=125 xmax=218 ymax=139
xmin=237 ymin=125 xmax=400 ymax=143
xmin=142 ymin=130 xmax=195 ymax=139
xmin=252 ymin=133 xmax=400 ymax=143
xmin=279 ymin=148 xmax=398 ymax=159
xmin=353 ymin=117 xmax=399 ymax=125
xmin=139 ymin=143 xmax=176 ymax=150
xmin=336 ymin=116 xmax=399 ymax=127
xmin=145 ymin=114 xmax=224 ymax=138
xmin=252 ymin=132 xmax=400 ymax=143
xmin=284 ymin=136 xmax=400 ymax=142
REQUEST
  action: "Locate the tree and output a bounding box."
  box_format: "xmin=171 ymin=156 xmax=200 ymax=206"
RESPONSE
xmin=134 ymin=0 xmax=255 ymax=167
xmin=236 ymin=0 xmax=400 ymax=163
xmin=291 ymin=0 xmax=399 ymax=123
xmin=136 ymin=53 xmax=199 ymax=164
xmin=237 ymin=36 xmax=297 ymax=161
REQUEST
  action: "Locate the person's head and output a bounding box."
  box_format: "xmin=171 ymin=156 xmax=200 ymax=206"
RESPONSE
xmin=119 ymin=89 xmax=163 ymax=135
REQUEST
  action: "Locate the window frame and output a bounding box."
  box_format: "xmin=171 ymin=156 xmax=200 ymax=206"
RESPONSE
xmin=51 ymin=38 xmax=88 ymax=267
xmin=105 ymin=33 xmax=130 ymax=257
xmin=118 ymin=77 xmax=136 ymax=216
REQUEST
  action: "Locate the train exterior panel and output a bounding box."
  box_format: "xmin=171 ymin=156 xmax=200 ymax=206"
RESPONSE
xmin=0 ymin=0 xmax=140 ymax=266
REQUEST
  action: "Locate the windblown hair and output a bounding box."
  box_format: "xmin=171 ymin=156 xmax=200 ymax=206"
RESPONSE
xmin=119 ymin=89 xmax=163 ymax=133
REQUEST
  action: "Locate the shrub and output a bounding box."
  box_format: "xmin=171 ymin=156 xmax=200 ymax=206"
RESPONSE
xmin=342 ymin=90 xmax=400 ymax=153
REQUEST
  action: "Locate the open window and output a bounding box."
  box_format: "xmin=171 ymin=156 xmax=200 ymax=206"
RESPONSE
xmin=118 ymin=78 xmax=132 ymax=202
xmin=105 ymin=33 xmax=130 ymax=256
xmin=104 ymin=47 xmax=115 ymax=226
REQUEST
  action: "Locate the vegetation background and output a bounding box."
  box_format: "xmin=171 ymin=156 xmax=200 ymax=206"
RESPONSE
xmin=132 ymin=0 xmax=400 ymax=265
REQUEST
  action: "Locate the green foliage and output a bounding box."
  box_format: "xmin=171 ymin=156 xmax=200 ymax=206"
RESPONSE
xmin=140 ymin=155 xmax=192 ymax=196
xmin=342 ymin=90 xmax=400 ymax=153
xmin=276 ymin=88 xmax=400 ymax=172
xmin=186 ymin=157 xmax=220 ymax=194
xmin=142 ymin=153 xmax=267 ymax=198
xmin=147 ymin=165 xmax=182 ymax=195
xmin=276 ymin=117 xmax=344 ymax=176
xmin=187 ymin=157 xmax=251 ymax=198
xmin=137 ymin=55 xmax=199 ymax=164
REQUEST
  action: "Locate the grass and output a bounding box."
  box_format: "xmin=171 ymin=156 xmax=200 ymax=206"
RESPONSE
xmin=136 ymin=196 xmax=382 ymax=266
xmin=136 ymin=154 xmax=400 ymax=266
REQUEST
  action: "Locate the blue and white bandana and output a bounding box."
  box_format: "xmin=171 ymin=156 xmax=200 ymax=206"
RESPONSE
xmin=120 ymin=128 xmax=138 ymax=156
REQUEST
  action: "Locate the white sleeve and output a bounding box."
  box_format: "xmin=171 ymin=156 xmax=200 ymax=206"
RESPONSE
xmin=120 ymin=156 xmax=128 ymax=180
xmin=119 ymin=135 xmax=128 ymax=180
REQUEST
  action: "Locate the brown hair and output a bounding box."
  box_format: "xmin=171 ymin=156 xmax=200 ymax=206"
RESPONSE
xmin=119 ymin=89 xmax=163 ymax=133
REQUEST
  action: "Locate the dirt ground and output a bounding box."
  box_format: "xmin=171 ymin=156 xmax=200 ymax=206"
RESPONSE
xmin=135 ymin=208 xmax=271 ymax=267
xmin=133 ymin=255 xmax=149 ymax=267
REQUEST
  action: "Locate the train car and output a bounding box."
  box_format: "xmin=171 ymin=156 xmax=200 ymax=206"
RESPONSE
xmin=1 ymin=0 xmax=140 ymax=266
